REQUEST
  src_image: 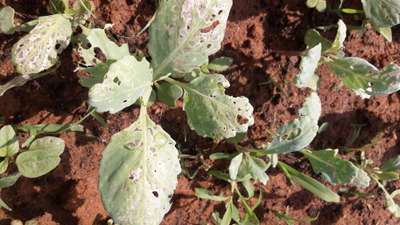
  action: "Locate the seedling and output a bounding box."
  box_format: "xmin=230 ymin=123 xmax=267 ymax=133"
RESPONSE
xmin=296 ymin=20 xmax=400 ymax=98
xmin=76 ymin=1 xmax=254 ymax=224
xmin=0 ymin=0 xmax=92 ymax=96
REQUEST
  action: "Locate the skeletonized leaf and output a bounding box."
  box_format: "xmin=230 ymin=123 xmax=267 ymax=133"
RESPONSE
xmin=279 ymin=162 xmax=340 ymax=203
xmin=99 ymin=111 xmax=181 ymax=225
xmin=328 ymin=57 xmax=400 ymax=98
xmin=0 ymin=6 xmax=15 ymax=34
xmin=149 ymin=0 xmax=233 ymax=78
xmin=267 ymin=92 xmax=321 ymax=154
xmin=88 ymin=56 xmax=153 ymax=113
xmin=78 ymin=28 xmax=130 ymax=66
xmin=12 ymin=14 xmax=72 ymax=75
xmin=180 ymin=74 xmax=254 ymax=140
xmin=0 ymin=125 xmax=19 ymax=157
xmin=16 ymin=137 xmax=65 ymax=178
xmin=306 ymin=0 xmax=327 ymax=12
xmin=361 ymin=0 xmax=400 ymax=27
xmin=304 ymin=149 xmax=370 ymax=188
xmin=295 ymin=44 xmax=321 ymax=91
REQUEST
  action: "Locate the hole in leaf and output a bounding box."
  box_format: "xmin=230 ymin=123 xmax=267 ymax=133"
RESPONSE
xmin=152 ymin=191 xmax=159 ymax=198
xmin=236 ymin=115 xmax=248 ymax=125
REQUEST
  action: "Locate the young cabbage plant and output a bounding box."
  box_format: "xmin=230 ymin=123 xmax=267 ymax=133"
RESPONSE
xmin=0 ymin=125 xmax=66 ymax=210
xmin=0 ymin=0 xmax=91 ymax=96
xmin=77 ymin=1 xmax=254 ymax=225
xmin=296 ymin=20 xmax=400 ymax=98
xmin=196 ymin=151 xmax=269 ymax=225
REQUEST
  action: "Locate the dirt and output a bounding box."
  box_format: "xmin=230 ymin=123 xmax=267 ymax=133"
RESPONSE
xmin=0 ymin=0 xmax=399 ymax=224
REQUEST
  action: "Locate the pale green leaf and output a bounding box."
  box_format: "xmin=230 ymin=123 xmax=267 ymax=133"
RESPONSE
xmin=221 ymin=202 xmax=233 ymax=225
xmin=179 ymin=74 xmax=254 ymax=140
xmin=376 ymin=181 xmax=400 ymax=218
xmin=229 ymin=153 xmax=243 ymax=180
xmin=195 ymin=188 xmax=229 ymax=201
xmin=156 ymin=82 xmax=183 ymax=107
xmin=12 ymin=14 xmax=72 ymax=75
xmin=0 ymin=198 xmax=11 ymax=211
xmin=328 ymin=57 xmax=400 ymax=98
xmin=295 ymin=44 xmax=321 ymax=91
xmin=306 ymin=0 xmax=327 ymax=12
xmin=208 ymin=57 xmax=234 ymax=72
xmin=304 ymin=149 xmax=370 ymax=188
xmin=88 ymin=56 xmax=153 ymax=113
xmin=0 ymin=159 xmax=8 ymax=174
xmin=0 ymin=6 xmax=15 ymax=34
xmin=238 ymin=154 xmax=269 ymax=185
xmin=16 ymin=137 xmax=65 ymax=178
xmin=17 ymin=123 xmax=83 ymax=135
xmin=376 ymin=27 xmax=392 ymax=42
xmin=279 ymin=162 xmax=340 ymax=203
xmin=267 ymin=92 xmax=321 ymax=154
xmin=361 ymin=0 xmax=400 ymax=27
xmin=99 ymin=111 xmax=181 ymax=225
xmin=78 ymin=28 xmax=130 ymax=66
xmin=0 ymin=125 xmax=19 ymax=157
xmin=330 ymin=20 xmax=347 ymax=53
xmin=149 ymin=0 xmax=233 ymax=78
xmin=0 ymin=173 xmax=21 ymax=189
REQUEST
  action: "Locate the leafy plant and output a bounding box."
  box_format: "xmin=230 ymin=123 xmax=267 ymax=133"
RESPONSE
xmin=76 ymin=0 xmax=255 ymax=224
xmin=297 ymin=20 xmax=400 ymax=98
xmin=0 ymin=0 xmax=92 ymax=96
xmin=0 ymin=125 xmax=66 ymax=210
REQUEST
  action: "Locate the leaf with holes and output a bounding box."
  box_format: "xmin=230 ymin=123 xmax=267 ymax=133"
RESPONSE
xmin=328 ymin=57 xmax=400 ymax=98
xmin=99 ymin=111 xmax=181 ymax=225
xmin=16 ymin=137 xmax=65 ymax=178
xmin=303 ymin=149 xmax=370 ymax=188
xmin=12 ymin=14 xmax=72 ymax=75
xmin=361 ymin=0 xmax=400 ymax=27
xmin=78 ymin=28 xmax=130 ymax=67
xmin=295 ymin=44 xmax=321 ymax=91
xmin=178 ymin=74 xmax=254 ymax=140
xmin=88 ymin=56 xmax=153 ymax=113
xmin=267 ymin=92 xmax=321 ymax=154
xmin=148 ymin=0 xmax=233 ymax=78
xmin=0 ymin=6 xmax=15 ymax=34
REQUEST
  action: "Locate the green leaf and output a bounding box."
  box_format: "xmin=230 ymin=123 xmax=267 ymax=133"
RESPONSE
xmin=221 ymin=201 xmax=233 ymax=225
xmin=0 ymin=6 xmax=15 ymax=34
xmin=0 ymin=173 xmax=21 ymax=189
xmin=376 ymin=27 xmax=392 ymax=42
xmin=78 ymin=28 xmax=130 ymax=66
xmin=79 ymin=61 xmax=113 ymax=88
xmin=12 ymin=14 xmax=72 ymax=75
xmin=278 ymin=162 xmax=340 ymax=203
xmin=156 ymin=82 xmax=183 ymax=107
xmin=381 ymin=156 xmax=400 ymax=172
xmin=195 ymin=188 xmax=228 ymax=201
xmin=328 ymin=57 xmax=400 ymax=98
xmin=330 ymin=20 xmax=347 ymax=53
xmin=0 ymin=125 xmax=19 ymax=157
xmin=0 ymin=198 xmax=11 ymax=211
xmin=208 ymin=57 xmax=234 ymax=72
xmin=304 ymin=29 xmax=332 ymax=51
xmin=242 ymin=179 xmax=255 ymax=198
xmin=376 ymin=180 xmax=400 ymax=218
xmin=99 ymin=111 xmax=181 ymax=225
xmin=178 ymin=74 xmax=254 ymax=140
xmin=229 ymin=153 xmax=243 ymax=180
xmin=17 ymin=123 xmax=83 ymax=136
xmin=303 ymin=149 xmax=370 ymax=188
xmin=361 ymin=0 xmax=400 ymax=27
xmin=267 ymin=92 xmax=321 ymax=154
xmin=149 ymin=0 xmax=233 ymax=78
xmin=295 ymin=44 xmax=321 ymax=91
xmin=238 ymin=154 xmax=269 ymax=185
xmin=0 ymin=159 xmax=8 ymax=174
xmin=48 ymin=0 xmax=69 ymax=14
xmin=88 ymin=56 xmax=153 ymax=113
xmin=306 ymin=0 xmax=327 ymax=12
xmin=16 ymin=137 xmax=65 ymax=178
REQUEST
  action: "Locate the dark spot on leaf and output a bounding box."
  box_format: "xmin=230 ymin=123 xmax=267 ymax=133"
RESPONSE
xmin=152 ymin=191 xmax=159 ymax=198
